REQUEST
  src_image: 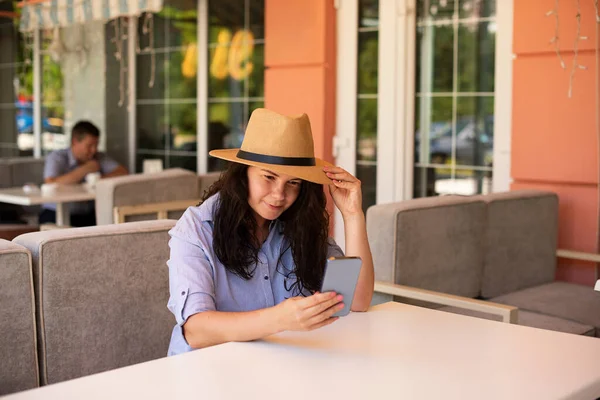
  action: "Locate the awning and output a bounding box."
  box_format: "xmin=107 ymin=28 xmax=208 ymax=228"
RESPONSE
xmin=19 ymin=0 xmax=163 ymax=32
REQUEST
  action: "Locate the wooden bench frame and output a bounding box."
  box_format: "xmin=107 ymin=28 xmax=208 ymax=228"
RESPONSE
xmin=113 ymin=199 xmax=198 ymax=224
xmin=374 ymin=249 xmax=600 ymax=324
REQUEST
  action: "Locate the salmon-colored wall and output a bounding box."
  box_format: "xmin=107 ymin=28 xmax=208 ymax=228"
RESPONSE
xmin=512 ymin=0 xmax=599 ymax=285
xmin=264 ymin=0 xmax=337 ymax=218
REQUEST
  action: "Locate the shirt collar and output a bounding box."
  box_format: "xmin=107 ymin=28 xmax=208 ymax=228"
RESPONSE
xmin=270 ymin=219 xmax=284 ymax=234
xmin=198 ymin=193 xmax=220 ymax=222
xmin=67 ymin=148 xmax=78 ymax=168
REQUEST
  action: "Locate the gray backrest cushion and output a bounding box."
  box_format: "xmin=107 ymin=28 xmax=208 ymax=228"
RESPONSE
xmin=479 ymin=190 xmax=559 ymax=298
xmin=95 ymin=168 xmax=199 ymax=225
xmin=0 ymin=157 xmax=45 ymax=189
xmin=0 ymin=240 xmax=39 ymax=395
xmin=13 ymin=220 xmax=176 ymax=385
xmin=9 ymin=157 xmax=46 ymax=187
xmin=0 ymin=161 xmax=12 ymax=189
xmin=367 ymin=196 xmax=486 ymax=298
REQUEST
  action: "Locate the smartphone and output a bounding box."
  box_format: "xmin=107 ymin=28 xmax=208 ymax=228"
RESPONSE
xmin=320 ymin=256 xmax=362 ymax=317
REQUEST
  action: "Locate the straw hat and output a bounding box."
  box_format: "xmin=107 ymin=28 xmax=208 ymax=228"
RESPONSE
xmin=209 ymin=108 xmax=333 ymax=184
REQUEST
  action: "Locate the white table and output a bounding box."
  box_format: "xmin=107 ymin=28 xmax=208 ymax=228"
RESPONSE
xmin=0 ymin=185 xmax=95 ymax=226
xmin=5 ymin=302 xmax=600 ymax=399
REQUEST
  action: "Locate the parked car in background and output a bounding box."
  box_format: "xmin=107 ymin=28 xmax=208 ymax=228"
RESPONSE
xmin=415 ymin=116 xmax=494 ymax=167
xmin=16 ymin=100 xmax=67 ymax=152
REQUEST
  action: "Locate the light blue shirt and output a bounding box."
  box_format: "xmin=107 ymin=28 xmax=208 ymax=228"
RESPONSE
xmin=43 ymin=148 xmax=119 ymax=214
xmin=166 ymin=193 xmax=344 ymax=356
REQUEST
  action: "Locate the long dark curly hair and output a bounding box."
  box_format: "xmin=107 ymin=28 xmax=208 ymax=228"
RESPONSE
xmin=201 ymin=162 xmax=330 ymax=295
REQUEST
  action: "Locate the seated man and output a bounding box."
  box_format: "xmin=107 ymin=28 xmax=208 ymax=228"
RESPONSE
xmin=39 ymin=120 xmax=128 ymax=227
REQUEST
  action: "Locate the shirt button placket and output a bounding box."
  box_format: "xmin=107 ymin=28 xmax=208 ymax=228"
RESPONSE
xmin=259 ymin=251 xmax=274 ymax=306
xmin=260 ymin=253 xmax=269 ymax=282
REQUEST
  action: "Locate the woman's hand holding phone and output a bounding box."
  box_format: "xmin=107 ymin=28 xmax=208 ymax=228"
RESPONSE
xmin=275 ymin=291 xmax=344 ymax=332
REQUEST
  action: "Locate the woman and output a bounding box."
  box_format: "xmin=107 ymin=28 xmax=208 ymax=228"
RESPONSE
xmin=167 ymin=108 xmax=374 ymax=355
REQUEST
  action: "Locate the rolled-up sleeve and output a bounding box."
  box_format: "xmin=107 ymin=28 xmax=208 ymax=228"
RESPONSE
xmin=43 ymin=151 xmax=64 ymax=180
xmin=326 ymin=237 xmax=344 ymax=258
xmin=97 ymin=153 xmax=120 ymax=175
xmin=167 ymin=215 xmax=217 ymax=326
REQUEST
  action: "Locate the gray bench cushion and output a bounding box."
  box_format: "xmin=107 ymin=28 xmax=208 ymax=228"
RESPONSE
xmin=438 ymin=306 xmax=595 ymax=336
xmin=0 ymin=157 xmax=45 ymax=189
xmin=491 ymin=281 xmax=600 ymax=337
xmin=0 ymin=240 xmax=39 ymax=395
xmin=367 ymin=196 xmax=486 ymax=298
xmin=479 ymin=191 xmax=558 ymax=298
xmin=9 ymin=157 xmax=45 ymax=187
xmin=0 ymin=162 xmax=11 ymax=189
xmin=13 ymin=220 xmax=176 ymax=385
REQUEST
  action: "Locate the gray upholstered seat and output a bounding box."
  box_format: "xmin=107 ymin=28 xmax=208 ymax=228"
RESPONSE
xmin=0 ymin=157 xmax=45 ymax=188
xmin=6 ymin=157 xmax=45 ymax=187
xmin=0 ymin=160 xmax=12 ymax=189
xmin=367 ymin=195 xmax=487 ymax=299
xmin=367 ymin=190 xmax=600 ymax=337
xmin=0 ymin=240 xmax=39 ymax=395
xmin=13 ymin=220 xmax=176 ymax=385
xmin=491 ymin=282 xmax=600 ymax=335
xmin=478 ymin=190 xmax=559 ymax=298
xmin=478 ymin=191 xmax=600 ymax=336
xmin=437 ymin=306 xmax=595 ymax=336
xmin=0 ymin=157 xmax=45 ymax=231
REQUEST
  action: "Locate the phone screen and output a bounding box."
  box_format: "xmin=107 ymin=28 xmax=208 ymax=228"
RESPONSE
xmin=320 ymin=256 xmax=362 ymax=317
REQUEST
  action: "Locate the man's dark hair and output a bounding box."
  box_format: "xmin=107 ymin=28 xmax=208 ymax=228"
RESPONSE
xmin=71 ymin=121 xmax=100 ymax=141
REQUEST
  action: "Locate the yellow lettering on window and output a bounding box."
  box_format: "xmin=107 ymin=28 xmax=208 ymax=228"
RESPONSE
xmin=181 ymin=43 xmax=198 ymax=79
xmin=208 ymin=28 xmax=255 ymax=81
xmin=228 ymin=30 xmax=254 ymax=81
xmin=209 ymin=29 xmax=232 ymax=80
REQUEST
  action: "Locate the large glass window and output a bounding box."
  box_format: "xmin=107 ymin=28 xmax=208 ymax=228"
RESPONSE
xmin=0 ymin=14 xmax=32 ymax=158
xmin=207 ymin=0 xmax=264 ymax=172
xmin=40 ymin=30 xmax=65 ymax=154
xmin=414 ymin=0 xmax=495 ymax=197
xmin=135 ymin=0 xmax=265 ymax=173
xmin=0 ymin=18 xmax=66 ymax=159
xmin=136 ymin=0 xmax=199 ymax=172
xmin=356 ymin=0 xmax=378 ymax=213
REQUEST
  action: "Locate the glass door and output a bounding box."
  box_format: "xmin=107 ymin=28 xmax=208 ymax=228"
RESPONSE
xmin=414 ymin=0 xmax=496 ymax=198
xmin=335 ymin=0 xmax=508 ymax=247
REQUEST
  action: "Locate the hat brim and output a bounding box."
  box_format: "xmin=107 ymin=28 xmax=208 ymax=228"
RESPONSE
xmin=209 ymin=149 xmax=333 ymax=185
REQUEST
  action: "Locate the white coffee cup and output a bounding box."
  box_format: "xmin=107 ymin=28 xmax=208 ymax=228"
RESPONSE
xmin=22 ymin=183 xmax=40 ymax=194
xmin=41 ymin=183 xmax=58 ymax=196
xmin=85 ymin=172 xmax=101 ymax=188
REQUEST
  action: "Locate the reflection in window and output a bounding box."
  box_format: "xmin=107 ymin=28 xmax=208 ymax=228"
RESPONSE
xmin=135 ymin=0 xmax=265 ymax=173
xmin=413 ymin=0 xmax=495 ymax=198
xmin=0 ymin=14 xmax=33 ymax=157
xmin=136 ymin=0 xmax=199 ymax=172
xmin=207 ymin=0 xmax=264 ymax=172
xmin=41 ymin=30 xmax=65 ymax=154
xmin=356 ymin=0 xmax=378 ymax=214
